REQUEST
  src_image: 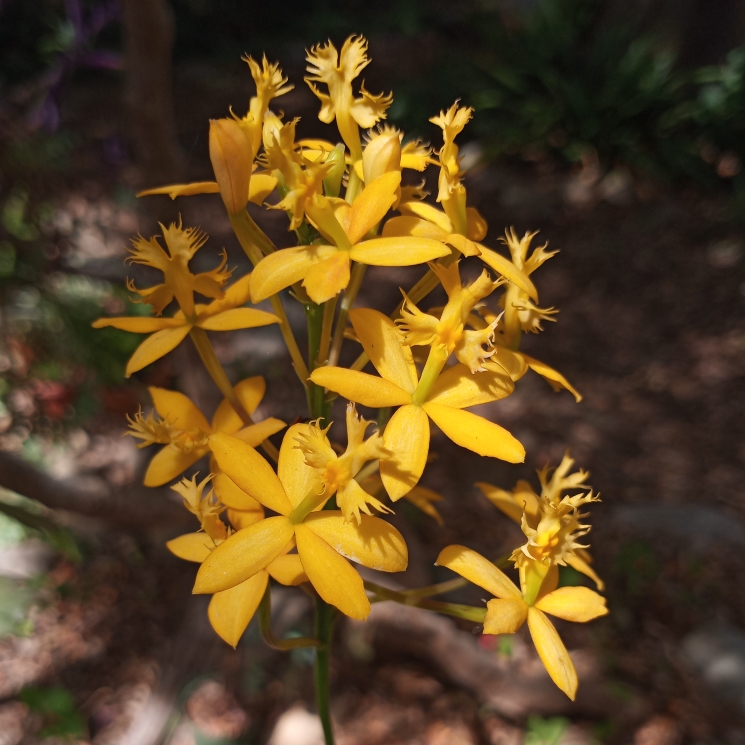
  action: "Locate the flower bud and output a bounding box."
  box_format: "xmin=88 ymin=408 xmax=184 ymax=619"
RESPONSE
xmin=362 ymin=132 xmax=401 ymax=184
xmin=209 ymin=118 xmax=253 ymax=215
xmin=323 ymin=144 xmax=346 ymax=198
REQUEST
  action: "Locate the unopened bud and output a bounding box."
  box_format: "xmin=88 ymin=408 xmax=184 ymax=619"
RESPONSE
xmin=323 ymin=144 xmax=346 ymax=198
xmin=362 ymin=132 xmax=401 ymax=184
xmin=209 ymin=118 xmax=253 ymax=215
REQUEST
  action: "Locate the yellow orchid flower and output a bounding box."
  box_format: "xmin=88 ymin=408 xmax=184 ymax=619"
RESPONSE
xmin=125 ymin=376 xmax=286 ymax=488
xmin=351 ymin=125 xmax=433 ymax=184
xmin=430 ymin=101 xmax=472 ymax=205
xmin=250 ymin=171 xmax=451 ymax=305
xmin=92 ymin=224 xmax=280 ymax=377
xmin=296 ymin=403 xmax=392 ymax=524
xmin=166 ymin=475 xmax=307 ymax=648
xmin=398 ymin=261 xmax=503 ymax=373
xmin=436 ymin=545 xmax=608 ymax=700
xmin=305 ymin=35 xmax=392 ymax=161
xmin=193 ymin=425 xmax=408 ymax=620
xmin=310 ymin=308 xmax=522 ymax=500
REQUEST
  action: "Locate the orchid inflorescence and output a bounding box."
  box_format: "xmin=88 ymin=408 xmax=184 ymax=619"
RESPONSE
xmin=95 ymin=36 xmax=607 ymax=737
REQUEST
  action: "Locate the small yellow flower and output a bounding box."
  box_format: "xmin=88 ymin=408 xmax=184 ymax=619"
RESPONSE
xmin=193 ymin=426 xmax=408 ymax=620
xmin=125 ymin=376 xmax=285 ymax=488
xmin=166 ymin=475 xmax=307 ymax=648
xmin=436 ymin=545 xmax=608 ymax=700
xmin=352 ymin=125 xmax=433 ymax=185
xmin=305 ymin=36 xmax=392 ymax=160
xmin=92 ymin=223 xmax=280 ymax=377
xmin=310 ymin=308 xmax=522 ymax=500
xmin=398 ymin=261 xmax=503 ymax=373
xmin=250 ymin=172 xmax=450 ymax=305
xmin=430 ymin=101 xmax=472 ymax=204
xmin=296 ymin=403 xmax=392 ymax=524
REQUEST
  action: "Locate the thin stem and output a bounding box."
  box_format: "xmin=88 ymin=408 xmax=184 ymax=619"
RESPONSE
xmin=229 ymin=211 xmax=309 ymax=384
xmin=259 ymin=585 xmax=322 ymax=650
xmin=328 ymin=262 xmax=366 ymax=367
xmin=314 ymin=596 xmax=336 ymax=745
xmin=189 ymin=327 xmax=279 ymax=462
xmin=317 ymin=297 xmax=337 ymax=367
xmin=305 ymin=301 xmax=330 ymax=425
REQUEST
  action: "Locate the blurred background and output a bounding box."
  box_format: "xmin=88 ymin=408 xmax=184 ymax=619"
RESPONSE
xmin=1 ymin=0 xmax=745 ymax=743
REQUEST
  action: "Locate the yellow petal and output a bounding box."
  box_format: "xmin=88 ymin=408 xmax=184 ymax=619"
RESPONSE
xmin=149 ymin=387 xmax=211 ymax=432
xmin=295 ymin=523 xmax=370 ymax=620
xmin=399 ymin=201 xmax=453 ymax=233
xmin=466 ymin=207 xmax=487 ymax=241
xmin=248 ymin=173 xmax=278 ymax=205
xmin=137 ymin=181 xmax=221 ymax=199
xmin=565 ymin=554 xmax=605 ymax=591
xmin=350 ymin=236 xmax=450 ymax=266
xmin=197 ymin=307 xmax=280 ymax=331
xmin=194 ymin=515 xmax=294 ymax=594
xmin=211 ymin=376 xmax=266 ymax=433
xmin=234 ymin=418 xmax=286 ymax=446
xmin=445 ymin=233 xmax=482 ymax=257
xmin=380 ymin=404 xmax=429 ymax=500
xmin=92 ymin=316 xmax=184 ymax=332
xmin=435 ymin=545 xmax=522 ymax=600
xmin=476 ymin=246 xmax=538 ymax=301
xmin=521 ymin=354 xmax=582 ymax=402
xmin=347 ymin=172 xmax=401 ymax=244
xmin=278 ymin=423 xmax=326 ymax=508
xmin=475 ymin=482 xmax=539 ymax=524
xmin=166 ymin=532 xmax=213 ymax=563
xmin=382 ymin=215 xmax=449 ymax=240
xmin=422 ymin=402 xmax=525 ymax=463
xmin=534 ymin=586 xmax=608 ymax=622
xmin=209 ymin=432 xmax=292 ymax=515
xmin=213 ymin=471 xmax=263 ymax=511
xmin=404 ymin=485 xmax=444 ymax=525
xmin=310 ymin=367 xmax=411 ymax=408
xmin=491 ymin=347 xmax=529 ymax=381
xmin=125 ymin=325 xmax=192 ymax=377
xmin=527 ymin=607 xmax=578 ymax=700
xmin=209 ymin=118 xmax=252 ymax=215
xmin=302 ymin=251 xmax=350 ymax=304
xmin=250 ymin=245 xmax=337 ymax=302
xmin=349 ymin=308 xmax=418 ymax=392
xmin=484 ymin=597 xmax=528 ymax=634
xmin=303 ymin=512 xmax=408 ymax=571
xmin=427 ymin=364 xmax=514 ymax=408
xmin=208 ymin=572 xmax=268 ymax=648
xmin=267 ymin=554 xmax=308 ymax=586
xmin=204 ymin=274 xmax=253 ymax=317
xmin=144 ymin=445 xmax=205 ymax=487
xmin=228 ymin=506 xmax=265 ymax=530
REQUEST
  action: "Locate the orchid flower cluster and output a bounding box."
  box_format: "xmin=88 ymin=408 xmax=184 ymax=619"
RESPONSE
xmin=94 ymin=36 xmax=607 ymax=736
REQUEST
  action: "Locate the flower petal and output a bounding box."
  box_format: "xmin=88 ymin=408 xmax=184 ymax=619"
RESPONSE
xmin=484 ymin=597 xmax=528 ymax=635
xmin=204 ymin=274 xmax=253 ymax=316
xmin=209 ymin=432 xmax=292 ymax=515
xmin=422 ymin=402 xmax=525 ymax=463
xmin=302 ymin=251 xmax=351 ymax=304
xmin=194 ymin=515 xmax=294 ymax=594
xmin=267 ymin=554 xmax=308 ymax=586
xmin=278 ymin=423 xmax=325 ymax=508
xmin=92 ymin=316 xmax=184 ymax=332
xmin=476 ymin=245 xmax=538 ymax=301
xmin=491 ymin=347 xmax=529 ymax=381
xmin=565 ymin=554 xmax=604 ymax=591
xmin=125 ymin=325 xmax=192 ymax=377
xmin=144 ymin=445 xmax=205 ymax=487
xmin=466 ymin=207 xmax=487 ymax=241
xmin=211 ymin=376 xmax=267 ymax=433
xmin=137 ymin=182 xmax=221 ymax=199
xmin=521 ymin=353 xmax=582 ymax=402
xmin=250 ymin=245 xmax=337 ymax=302
xmin=436 ymin=545 xmax=522 ymax=600
xmin=382 ymin=216 xmax=448 ymax=240
xmin=350 ymin=237 xmax=450 ymax=266
xmin=381 ymin=404 xmax=429 ymax=500
xmin=166 ymin=532 xmax=213 ymax=563
xmin=208 ymin=571 xmax=268 ymax=648
xmin=349 ymin=308 xmax=418 ymax=392
xmin=212 ymin=471 xmax=263 ymax=512
xmin=399 ymin=201 xmax=453 ymax=233
xmin=310 ymin=367 xmax=411 ymax=408
xmin=303 ymin=512 xmax=408 ymax=571
xmin=149 ymin=387 xmax=211 ymax=432
xmin=295 ymin=523 xmax=370 ymax=620
xmin=234 ymin=418 xmax=286 ymax=446
xmin=475 ymin=481 xmax=540 ymax=524
xmin=197 ymin=308 xmax=280 ymax=331
xmin=534 ymin=586 xmax=608 ymax=622
xmin=347 ymin=171 xmax=401 ymax=244
xmin=427 ymin=364 xmax=514 ymax=408
xmin=227 ymin=506 xmax=265 ymax=530
xmin=527 ymin=607 xmax=578 ymax=700
xmin=249 ymin=173 xmax=278 ymax=205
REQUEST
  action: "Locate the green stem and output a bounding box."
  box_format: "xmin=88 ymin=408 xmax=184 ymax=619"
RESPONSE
xmin=314 ymin=596 xmax=336 ymax=745
xmin=317 ymin=296 xmax=337 ymax=367
xmin=228 ymin=210 xmax=309 ymax=384
xmin=189 ymin=327 xmax=279 ymax=462
xmin=328 ymin=262 xmax=366 ymax=367
xmin=305 ymin=301 xmax=330 ymax=425
xmin=259 ymin=585 xmax=322 ymax=650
